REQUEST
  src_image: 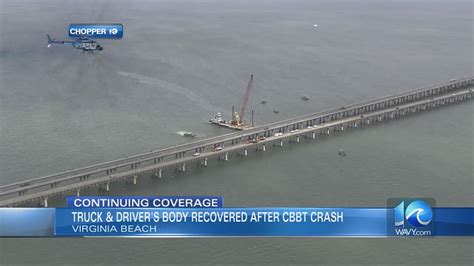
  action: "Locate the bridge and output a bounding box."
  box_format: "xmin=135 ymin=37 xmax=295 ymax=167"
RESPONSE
xmin=0 ymin=77 xmax=473 ymax=207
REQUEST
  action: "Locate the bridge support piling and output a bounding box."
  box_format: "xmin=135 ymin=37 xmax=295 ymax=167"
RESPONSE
xmin=296 ymin=136 xmax=300 ymax=143
xmin=133 ymin=175 xmax=137 ymax=185
xmin=225 ymin=152 xmax=229 ymax=161
xmin=203 ymin=158 xmax=208 ymax=167
xmin=312 ymin=132 xmax=316 ymax=139
xmin=106 ymin=183 xmax=110 ymax=192
xmin=244 ymin=149 xmax=248 ymax=156
xmin=262 ymin=144 xmax=266 ymax=152
xmin=182 ymin=163 xmax=186 ymax=172
xmin=153 ymin=170 xmax=162 ymax=178
xmin=76 ymin=189 xmax=80 ymax=197
xmin=43 ymin=197 xmax=48 ymax=208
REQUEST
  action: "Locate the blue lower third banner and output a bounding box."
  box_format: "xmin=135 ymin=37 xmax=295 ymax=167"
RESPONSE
xmin=1 ymin=208 xmax=473 ymax=237
xmin=53 ymin=207 xmax=472 ymax=237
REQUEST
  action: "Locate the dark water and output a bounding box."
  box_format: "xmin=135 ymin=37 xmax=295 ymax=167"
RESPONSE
xmin=0 ymin=0 xmax=472 ymax=264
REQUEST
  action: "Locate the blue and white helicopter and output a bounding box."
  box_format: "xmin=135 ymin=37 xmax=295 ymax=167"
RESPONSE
xmin=46 ymin=34 xmax=103 ymax=53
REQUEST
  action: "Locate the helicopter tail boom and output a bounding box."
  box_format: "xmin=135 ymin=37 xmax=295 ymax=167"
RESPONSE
xmin=46 ymin=34 xmax=73 ymax=47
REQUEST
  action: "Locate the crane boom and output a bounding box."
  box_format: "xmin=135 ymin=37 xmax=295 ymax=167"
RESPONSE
xmin=239 ymin=74 xmax=254 ymax=124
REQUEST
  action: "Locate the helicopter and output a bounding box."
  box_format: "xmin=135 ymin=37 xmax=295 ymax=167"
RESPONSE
xmin=46 ymin=34 xmax=103 ymax=53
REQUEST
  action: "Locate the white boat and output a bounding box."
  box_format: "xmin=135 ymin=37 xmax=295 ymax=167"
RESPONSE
xmin=208 ymin=112 xmax=225 ymax=124
xmin=177 ymin=131 xmax=196 ymax=137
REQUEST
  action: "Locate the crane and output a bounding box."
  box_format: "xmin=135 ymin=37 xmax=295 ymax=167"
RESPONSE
xmin=232 ymin=74 xmax=254 ymax=126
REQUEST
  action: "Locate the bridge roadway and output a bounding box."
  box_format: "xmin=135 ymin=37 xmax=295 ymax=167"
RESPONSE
xmin=0 ymin=77 xmax=473 ymax=206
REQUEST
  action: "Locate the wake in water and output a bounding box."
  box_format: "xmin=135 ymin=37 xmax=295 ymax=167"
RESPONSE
xmin=117 ymin=71 xmax=222 ymax=113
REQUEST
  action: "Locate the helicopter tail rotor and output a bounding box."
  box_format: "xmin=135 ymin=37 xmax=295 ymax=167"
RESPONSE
xmin=46 ymin=34 xmax=54 ymax=48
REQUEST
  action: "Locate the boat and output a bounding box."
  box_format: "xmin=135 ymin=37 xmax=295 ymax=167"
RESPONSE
xmin=182 ymin=132 xmax=196 ymax=137
xmin=301 ymin=96 xmax=310 ymax=101
xmin=177 ymin=131 xmax=196 ymax=138
xmin=338 ymin=149 xmax=346 ymax=157
xmin=208 ymin=112 xmax=225 ymax=124
xmin=273 ymin=109 xmax=279 ymax=114
xmin=208 ymin=112 xmax=251 ymax=131
xmin=260 ymin=100 xmax=267 ymax=104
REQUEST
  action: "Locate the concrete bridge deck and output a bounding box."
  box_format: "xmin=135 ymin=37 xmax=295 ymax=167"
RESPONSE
xmin=0 ymin=77 xmax=472 ymax=207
